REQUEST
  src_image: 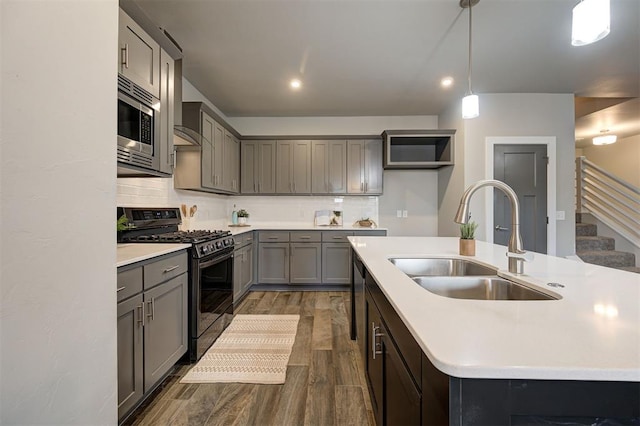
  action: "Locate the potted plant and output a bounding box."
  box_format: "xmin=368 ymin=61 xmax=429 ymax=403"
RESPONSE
xmin=237 ymin=209 xmax=249 ymax=225
xmin=459 ymin=221 xmax=478 ymax=256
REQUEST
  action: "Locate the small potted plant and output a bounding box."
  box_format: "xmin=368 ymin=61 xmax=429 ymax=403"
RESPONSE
xmin=459 ymin=221 xmax=478 ymax=256
xmin=237 ymin=209 xmax=249 ymax=225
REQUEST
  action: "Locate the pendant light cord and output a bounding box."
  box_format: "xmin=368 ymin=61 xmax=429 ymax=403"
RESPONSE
xmin=468 ymin=1 xmax=473 ymax=95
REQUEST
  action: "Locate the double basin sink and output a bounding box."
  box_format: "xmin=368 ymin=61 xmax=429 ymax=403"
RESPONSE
xmin=389 ymin=258 xmax=558 ymax=301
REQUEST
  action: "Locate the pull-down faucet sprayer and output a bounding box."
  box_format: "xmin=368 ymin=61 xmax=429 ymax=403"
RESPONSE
xmin=454 ymin=179 xmax=533 ymax=274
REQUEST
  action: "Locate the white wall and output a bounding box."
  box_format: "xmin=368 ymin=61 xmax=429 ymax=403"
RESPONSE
xmin=1 ymin=1 xmax=118 ymax=424
xmin=439 ymin=94 xmax=576 ymax=257
xmin=580 ymin=134 xmax=640 ymax=187
xmin=379 ymin=170 xmax=439 ymax=236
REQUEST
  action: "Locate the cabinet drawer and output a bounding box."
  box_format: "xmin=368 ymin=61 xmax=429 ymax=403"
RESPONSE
xmin=143 ymin=252 xmax=188 ymax=290
xmin=321 ymin=231 xmax=354 ymax=242
xmin=117 ymin=266 xmax=143 ymax=302
xmin=258 ymin=231 xmax=290 ymax=242
xmin=234 ymin=231 xmax=255 ymax=247
xmin=354 ymin=230 xmax=387 ymax=237
xmin=290 ymin=231 xmax=321 ymax=242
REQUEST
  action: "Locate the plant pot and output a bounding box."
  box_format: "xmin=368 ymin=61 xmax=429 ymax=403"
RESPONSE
xmin=459 ymin=238 xmax=476 ymax=256
xmin=238 ymin=217 xmax=248 ymax=225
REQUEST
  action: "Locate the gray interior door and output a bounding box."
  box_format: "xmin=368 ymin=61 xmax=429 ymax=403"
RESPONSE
xmin=493 ymin=145 xmax=547 ymax=253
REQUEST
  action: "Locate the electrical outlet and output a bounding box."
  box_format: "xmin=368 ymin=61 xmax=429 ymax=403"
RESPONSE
xmin=397 ymin=210 xmax=402 ymax=218
xmin=555 ymin=211 xmax=565 ymax=220
xmin=403 ymin=210 xmax=408 ymax=218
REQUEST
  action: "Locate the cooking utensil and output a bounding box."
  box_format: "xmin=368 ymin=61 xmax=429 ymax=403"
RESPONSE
xmin=190 ymin=205 xmax=197 ymax=217
xmin=181 ymin=204 xmax=187 ymax=218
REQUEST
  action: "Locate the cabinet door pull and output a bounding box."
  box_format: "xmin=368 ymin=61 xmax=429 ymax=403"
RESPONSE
xmin=137 ymin=303 xmax=145 ymax=327
xmin=293 ymin=182 xmax=296 ymax=192
xmin=268 ymin=236 xmax=279 ymax=240
xmin=332 ymin=236 xmax=343 ymax=240
xmin=147 ymin=298 xmax=155 ymax=321
xmin=371 ymin=322 xmax=384 ymax=359
xmin=122 ymin=43 xmax=129 ymax=68
xmin=117 ymin=286 xmax=126 ymax=292
xmin=300 ymin=236 xmax=311 ymax=240
xmin=360 ymin=181 xmax=364 ymax=191
xmin=163 ymin=265 xmax=180 ymax=273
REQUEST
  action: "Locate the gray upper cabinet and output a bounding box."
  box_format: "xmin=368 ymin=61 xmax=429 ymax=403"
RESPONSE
xmin=312 ymin=140 xmax=347 ymax=194
xmin=118 ymin=9 xmax=160 ymax=98
xmin=224 ymin=133 xmax=240 ymax=193
xmin=241 ymin=140 xmax=277 ymax=194
xmin=276 ymin=141 xmax=311 ymax=194
xmin=158 ymin=49 xmax=174 ymax=175
xmin=347 ymin=139 xmax=383 ymax=194
xmin=174 ymin=103 xmax=239 ymax=194
xmin=201 ymin=110 xmax=216 ymax=188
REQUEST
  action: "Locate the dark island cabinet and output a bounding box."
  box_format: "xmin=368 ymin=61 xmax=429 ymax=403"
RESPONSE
xmin=365 ymin=275 xmax=422 ymax=426
xmin=361 ymin=264 xmax=640 ymax=426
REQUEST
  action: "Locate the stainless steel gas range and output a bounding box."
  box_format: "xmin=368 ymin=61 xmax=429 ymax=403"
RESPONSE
xmin=119 ymin=207 xmax=234 ymax=362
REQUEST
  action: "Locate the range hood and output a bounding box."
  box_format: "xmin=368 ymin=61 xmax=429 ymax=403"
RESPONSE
xmin=174 ymin=125 xmax=203 ymax=146
xmin=172 ymin=60 xmax=205 ymax=147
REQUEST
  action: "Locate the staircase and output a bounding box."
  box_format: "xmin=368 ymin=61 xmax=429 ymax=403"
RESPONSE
xmin=576 ymin=213 xmax=639 ymax=273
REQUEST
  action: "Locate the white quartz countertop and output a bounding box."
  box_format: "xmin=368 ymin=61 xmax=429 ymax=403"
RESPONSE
xmin=117 ymin=243 xmax=191 ymax=268
xmin=224 ymin=223 xmax=386 ymax=236
xmin=348 ymin=236 xmax=640 ymax=382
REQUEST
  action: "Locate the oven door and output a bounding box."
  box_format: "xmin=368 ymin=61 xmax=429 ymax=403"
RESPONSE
xmin=194 ymin=250 xmax=234 ymax=337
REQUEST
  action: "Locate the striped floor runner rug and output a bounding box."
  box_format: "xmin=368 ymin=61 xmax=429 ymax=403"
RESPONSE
xmin=180 ymin=314 xmax=300 ymax=384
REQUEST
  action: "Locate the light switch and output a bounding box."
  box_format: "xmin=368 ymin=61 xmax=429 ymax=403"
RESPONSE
xmin=402 ymin=210 xmax=408 ymax=218
xmin=396 ymin=210 xmax=402 ymax=218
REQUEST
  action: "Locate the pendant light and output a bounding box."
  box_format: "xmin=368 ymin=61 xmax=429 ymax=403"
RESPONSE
xmin=461 ymin=0 xmax=479 ymax=119
xmin=571 ymin=0 xmax=610 ymax=46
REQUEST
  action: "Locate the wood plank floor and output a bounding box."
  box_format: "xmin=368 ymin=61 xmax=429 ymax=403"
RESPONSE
xmin=125 ymin=291 xmax=374 ymax=426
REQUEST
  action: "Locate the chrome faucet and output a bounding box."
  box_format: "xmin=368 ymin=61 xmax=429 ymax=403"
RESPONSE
xmin=454 ymin=179 xmax=533 ymax=274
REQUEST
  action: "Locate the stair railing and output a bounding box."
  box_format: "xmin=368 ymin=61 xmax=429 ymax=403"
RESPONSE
xmin=576 ymin=156 xmax=640 ymax=248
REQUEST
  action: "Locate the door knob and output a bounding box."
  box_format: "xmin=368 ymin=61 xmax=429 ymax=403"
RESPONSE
xmin=495 ymin=225 xmax=509 ymax=231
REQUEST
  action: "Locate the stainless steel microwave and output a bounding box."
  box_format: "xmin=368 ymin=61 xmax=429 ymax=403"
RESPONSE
xmin=117 ymin=74 xmax=160 ymax=173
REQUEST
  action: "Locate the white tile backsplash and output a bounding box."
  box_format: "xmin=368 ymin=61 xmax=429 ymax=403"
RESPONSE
xmin=117 ymin=177 xmax=379 ymax=228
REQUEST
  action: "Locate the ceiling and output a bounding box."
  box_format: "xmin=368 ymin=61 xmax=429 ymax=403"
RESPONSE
xmin=133 ymin=0 xmax=640 ymax=142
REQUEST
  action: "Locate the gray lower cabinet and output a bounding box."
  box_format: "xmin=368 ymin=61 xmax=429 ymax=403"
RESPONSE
xmin=256 ymin=230 xmax=384 ymax=285
xmin=117 ymin=251 xmax=188 ymax=422
xmin=322 ymin=243 xmax=352 ymax=284
xmin=142 ymin=275 xmax=188 ymax=392
xmin=233 ymin=233 xmax=255 ymax=303
xmin=290 ymin=242 xmax=322 ymax=284
xmin=117 ymin=294 xmax=144 ymax=420
xmin=258 ymin=242 xmax=290 ymax=284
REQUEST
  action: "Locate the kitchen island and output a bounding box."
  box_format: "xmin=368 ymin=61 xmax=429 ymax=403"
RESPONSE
xmin=349 ymin=236 xmax=639 ymax=425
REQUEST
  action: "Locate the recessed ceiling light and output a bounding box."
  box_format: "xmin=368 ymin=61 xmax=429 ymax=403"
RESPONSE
xmin=290 ymin=79 xmax=302 ymax=90
xmin=441 ymin=77 xmax=454 ymax=88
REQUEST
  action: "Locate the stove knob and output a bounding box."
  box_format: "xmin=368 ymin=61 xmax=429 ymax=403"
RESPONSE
xmin=209 ymin=243 xmax=215 ymax=252
xmin=200 ymin=246 xmax=207 ymax=255
xmin=216 ymin=241 xmax=222 ymax=249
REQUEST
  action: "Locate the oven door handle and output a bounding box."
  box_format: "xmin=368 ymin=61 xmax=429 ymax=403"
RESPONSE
xmin=198 ymin=250 xmax=233 ymax=269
